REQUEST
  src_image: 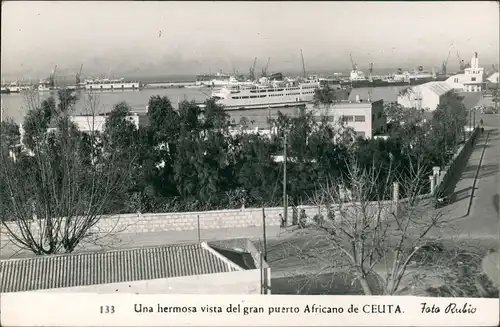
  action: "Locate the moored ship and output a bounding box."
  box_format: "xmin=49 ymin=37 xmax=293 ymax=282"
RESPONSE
xmin=1 ymin=82 xmax=23 ymax=94
xmin=84 ymin=78 xmax=141 ymax=91
xmin=195 ymin=71 xmax=232 ymax=87
xmin=408 ymin=66 xmax=436 ymax=85
xmin=38 ymin=80 xmax=55 ymax=92
xmin=346 ymin=67 xmax=437 ymax=88
xmin=205 ymin=80 xmax=321 ymax=110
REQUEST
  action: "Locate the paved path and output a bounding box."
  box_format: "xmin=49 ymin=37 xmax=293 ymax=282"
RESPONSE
xmin=0 ymin=225 xmax=283 ymax=259
xmin=434 ymin=114 xmax=499 ymax=241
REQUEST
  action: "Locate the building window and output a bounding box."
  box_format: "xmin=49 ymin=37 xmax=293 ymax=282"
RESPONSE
xmin=342 ymin=115 xmax=354 ymax=122
xmin=471 ymin=77 xmax=476 ymax=81
xmin=356 ymin=131 xmax=366 ymax=137
xmin=354 ymin=115 xmax=365 ymax=122
xmin=454 ymin=78 xmax=459 ymax=83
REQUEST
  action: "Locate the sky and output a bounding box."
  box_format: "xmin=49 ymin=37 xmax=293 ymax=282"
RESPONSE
xmin=1 ymin=1 xmax=499 ymax=80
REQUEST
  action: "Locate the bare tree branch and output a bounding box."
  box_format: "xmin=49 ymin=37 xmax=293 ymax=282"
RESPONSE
xmin=275 ymin=154 xmax=456 ymax=295
xmin=0 ymin=89 xmax=136 ymax=256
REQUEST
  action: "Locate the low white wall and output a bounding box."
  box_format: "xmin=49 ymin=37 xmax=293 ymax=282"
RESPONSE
xmin=34 ymin=269 xmax=266 ymax=295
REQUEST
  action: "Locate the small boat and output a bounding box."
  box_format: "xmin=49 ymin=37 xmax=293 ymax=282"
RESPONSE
xmin=38 ymin=84 xmax=52 ymax=92
xmin=7 ymin=82 xmax=20 ymax=93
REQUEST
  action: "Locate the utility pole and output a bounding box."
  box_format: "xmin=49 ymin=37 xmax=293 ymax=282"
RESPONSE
xmin=283 ymin=132 xmax=288 ymax=225
xmin=469 ymin=110 xmax=473 ymax=135
xmin=473 ymin=110 xmax=476 ymax=129
xmin=268 ymin=105 xmax=271 ymax=129
xmin=262 ymin=207 xmax=267 ymax=262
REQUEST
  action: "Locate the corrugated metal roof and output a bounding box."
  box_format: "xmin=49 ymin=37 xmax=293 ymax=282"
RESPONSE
xmin=0 ymin=243 xmax=239 ymax=293
xmin=421 ymin=82 xmax=453 ymax=97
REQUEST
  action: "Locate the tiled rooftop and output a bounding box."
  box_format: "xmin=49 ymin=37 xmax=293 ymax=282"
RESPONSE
xmin=0 ymin=243 xmax=241 ymax=293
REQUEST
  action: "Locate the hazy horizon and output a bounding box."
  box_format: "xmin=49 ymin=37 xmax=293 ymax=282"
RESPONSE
xmin=1 ymin=1 xmax=499 ymax=81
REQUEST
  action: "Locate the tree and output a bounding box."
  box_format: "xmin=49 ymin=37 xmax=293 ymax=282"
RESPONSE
xmin=21 ymin=96 xmax=56 ymax=151
xmin=140 ymin=95 xmax=181 ymax=205
xmin=426 ymin=93 xmax=467 ymax=167
xmin=383 ymin=102 xmax=427 ymax=132
xmin=313 ymin=85 xmax=337 ymax=109
xmin=239 ymin=116 xmax=250 ymax=131
xmin=100 ymin=101 xmax=142 ymax=213
xmin=203 ymin=98 xmax=230 ymax=131
xmin=103 ymin=102 xmax=138 ymax=153
xmin=0 ymin=119 xmax=21 ymax=153
xmin=493 ymin=88 xmax=499 ymax=104
xmin=0 ymin=89 xmax=134 ymax=255
xmin=232 ymin=133 xmax=280 ymax=204
xmin=178 ymin=100 xmax=202 ymax=133
xmin=382 ymin=95 xmax=466 ymax=173
xmin=173 ymin=128 xmax=234 ymax=206
xmin=281 ymin=156 xmax=451 ymax=295
xmin=148 ymin=95 xmax=180 ymax=146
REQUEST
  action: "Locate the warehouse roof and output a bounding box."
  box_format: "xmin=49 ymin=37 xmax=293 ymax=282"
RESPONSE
xmin=0 ymin=242 xmax=245 ymax=293
xmin=420 ymin=82 xmax=453 ymax=97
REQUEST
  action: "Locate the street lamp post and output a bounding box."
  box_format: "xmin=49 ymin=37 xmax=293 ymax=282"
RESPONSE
xmin=469 ymin=110 xmax=473 ymax=136
xmin=283 ymin=131 xmax=288 ymax=226
xmin=473 ymin=109 xmax=476 ymax=129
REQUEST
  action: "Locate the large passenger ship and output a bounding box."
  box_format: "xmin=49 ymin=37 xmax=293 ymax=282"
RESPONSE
xmin=207 ymin=80 xmax=320 ymax=110
xmin=84 ymin=78 xmax=141 ymax=91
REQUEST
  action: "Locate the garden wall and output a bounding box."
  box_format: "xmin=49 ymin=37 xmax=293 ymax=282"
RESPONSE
xmin=0 ymin=202 xmax=397 ymax=241
xmin=434 ymin=127 xmax=480 ymax=196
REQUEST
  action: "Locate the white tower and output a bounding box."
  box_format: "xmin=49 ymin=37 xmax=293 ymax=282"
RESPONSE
xmin=470 ymin=52 xmax=479 ymax=69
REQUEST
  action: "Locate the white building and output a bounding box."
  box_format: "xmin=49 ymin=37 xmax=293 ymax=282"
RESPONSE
xmin=445 ymin=52 xmax=485 ymax=92
xmin=18 ymin=112 xmax=149 ymax=151
xmin=486 ymin=72 xmax=499 ymax=90
xmin=306 ymin=97 xmax=387 ymax=139
xmin=68 ymin=112 xmax=149 ymax=133
xmin=397 ymin=82 xmax=453 ymax=111
xmin=487 ymin=72 xmax=499 ymax=84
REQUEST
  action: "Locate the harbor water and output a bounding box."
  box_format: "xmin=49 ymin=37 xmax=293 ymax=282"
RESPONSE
xmin=1 ymin=86 xmax=407 ymax=129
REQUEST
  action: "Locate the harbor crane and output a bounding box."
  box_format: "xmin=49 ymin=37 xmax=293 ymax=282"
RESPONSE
xmin=262 ymin=57 xmax=271 ymax=77
xmin=300 ymin=49 xmax=306 ymax=79
xmin=49 ymin=65 xmax=57 ymax=88
xmin=349 ymin=54 xmax=358 ymax=71
xmin=76 ymin=64 xmax=83 ymax=85
xmin=457 ymin=51 xmax=470 ymax=71
xmin=249 ymin=57 xmax=257 ymax=81
xmin=441 ymin=50 xmax=451 ymax=75
xmin=368 ymin=62 xmax=374 ymax=78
